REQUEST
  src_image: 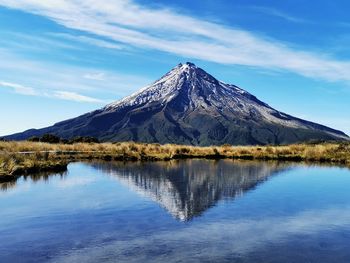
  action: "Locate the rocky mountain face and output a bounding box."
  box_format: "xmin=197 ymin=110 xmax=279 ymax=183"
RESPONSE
xmin=6 ymin=62 xmax=348 ymax=145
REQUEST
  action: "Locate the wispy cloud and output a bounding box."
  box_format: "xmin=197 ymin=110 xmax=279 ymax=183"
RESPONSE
xmin=250 ymin=6 xmax=309 ymax=23
xmin=0 ymin=80 xmax=105 ymax=103
xmin=0 ymin=31 xmax=125 ymax=55
xmin=0 ymin=81 xmax=37 ymax=96
xmin=53 ymin=91 xmax=104 ymax=103
xmin=0 ymin=32 xmax=79 ymax=52
xmin=51 ymin=33 xmax=125 ymax=50
xmin=0 ymin=48 xmax=152 ymax=103
xmin=0 ymin=0 xmax=349 ymax=82
xmin=83 ymin=72 xmax=105 ymax=81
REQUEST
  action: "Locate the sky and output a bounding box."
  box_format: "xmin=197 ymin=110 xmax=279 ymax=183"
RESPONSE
xmin=0 ymin=0 xmax=350 ymax=136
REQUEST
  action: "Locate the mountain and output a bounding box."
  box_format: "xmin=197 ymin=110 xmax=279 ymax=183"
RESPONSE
xmin=91 ymin=160 xmax=288 ymax=221
xmin=5 ymin=62 xmax=348 ymax=145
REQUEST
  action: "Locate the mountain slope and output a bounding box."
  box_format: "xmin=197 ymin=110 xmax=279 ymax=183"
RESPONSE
xmin=6 ymin=62 xmax=348 ymax=145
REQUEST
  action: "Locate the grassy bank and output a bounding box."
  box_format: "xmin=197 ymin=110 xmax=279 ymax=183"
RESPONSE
xmin=0 ymin=141 xmax=349 ymax=180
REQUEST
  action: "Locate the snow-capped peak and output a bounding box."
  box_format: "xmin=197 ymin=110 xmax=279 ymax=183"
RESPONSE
xmin=104 ymin=62 xmax=201 ymax=110
xmin=180 ymin=62 xmax=197 ymax=71
xmin=104 ymin=61 xmax=265 ymax=113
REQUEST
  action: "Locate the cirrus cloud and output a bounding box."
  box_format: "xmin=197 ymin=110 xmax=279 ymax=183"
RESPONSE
xmin=0 ymin=81 xmax=37 ymax=96
xmin=53 ymin=91 xmax=104 ymax=103
xmin=0 ymin=0 xmax=350 ymax=82
xmin=0 ymin=80 xmax=105 ymax=103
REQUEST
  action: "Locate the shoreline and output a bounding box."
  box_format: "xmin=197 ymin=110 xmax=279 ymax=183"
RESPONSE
xmin=1 ymin=141 xmax=349 ymax=181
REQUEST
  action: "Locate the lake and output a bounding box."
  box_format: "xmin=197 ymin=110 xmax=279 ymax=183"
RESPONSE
xmin=1 ymin=160 xmax=350 ymax=262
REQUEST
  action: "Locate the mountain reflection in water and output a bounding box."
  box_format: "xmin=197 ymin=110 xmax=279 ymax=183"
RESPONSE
xmin=90 ymin=160 xmax=288 ymax=221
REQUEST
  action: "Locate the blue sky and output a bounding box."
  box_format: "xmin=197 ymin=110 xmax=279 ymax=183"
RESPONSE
xmin=0 ymin=0 xmax=349 ymax=136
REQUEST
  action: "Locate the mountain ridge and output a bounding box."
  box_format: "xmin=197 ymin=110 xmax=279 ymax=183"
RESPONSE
xmin=5 ymin=62 xmax=349 ymax=145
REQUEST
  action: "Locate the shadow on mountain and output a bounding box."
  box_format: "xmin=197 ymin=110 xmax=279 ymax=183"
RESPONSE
xmin=90 ymin=159 xmax=290 ymax=221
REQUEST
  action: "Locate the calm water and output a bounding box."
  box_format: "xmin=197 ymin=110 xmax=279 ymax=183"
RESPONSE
xmin=1 ymin=160 xmax=350 ymax=263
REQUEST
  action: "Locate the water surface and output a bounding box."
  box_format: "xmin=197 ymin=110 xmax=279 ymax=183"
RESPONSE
xmin=1 ymin=160 xmax=350 ymax=262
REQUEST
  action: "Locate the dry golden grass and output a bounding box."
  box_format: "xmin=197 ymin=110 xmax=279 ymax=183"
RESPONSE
xmin=0 ymin=141 xmax=349 ymax=179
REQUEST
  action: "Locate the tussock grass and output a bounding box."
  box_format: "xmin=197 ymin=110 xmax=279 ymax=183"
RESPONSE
xmin=0 ymin=151 xmax=67 ymax=181
xmin=0 ymin=141 xmax=349 ymax=179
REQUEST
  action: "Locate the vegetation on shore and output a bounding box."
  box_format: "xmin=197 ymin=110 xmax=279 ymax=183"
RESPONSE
xmin=0 ymin=140 xmax=349 ymax=180
xmin=27 ymin=134 xmax=99 ymax=144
